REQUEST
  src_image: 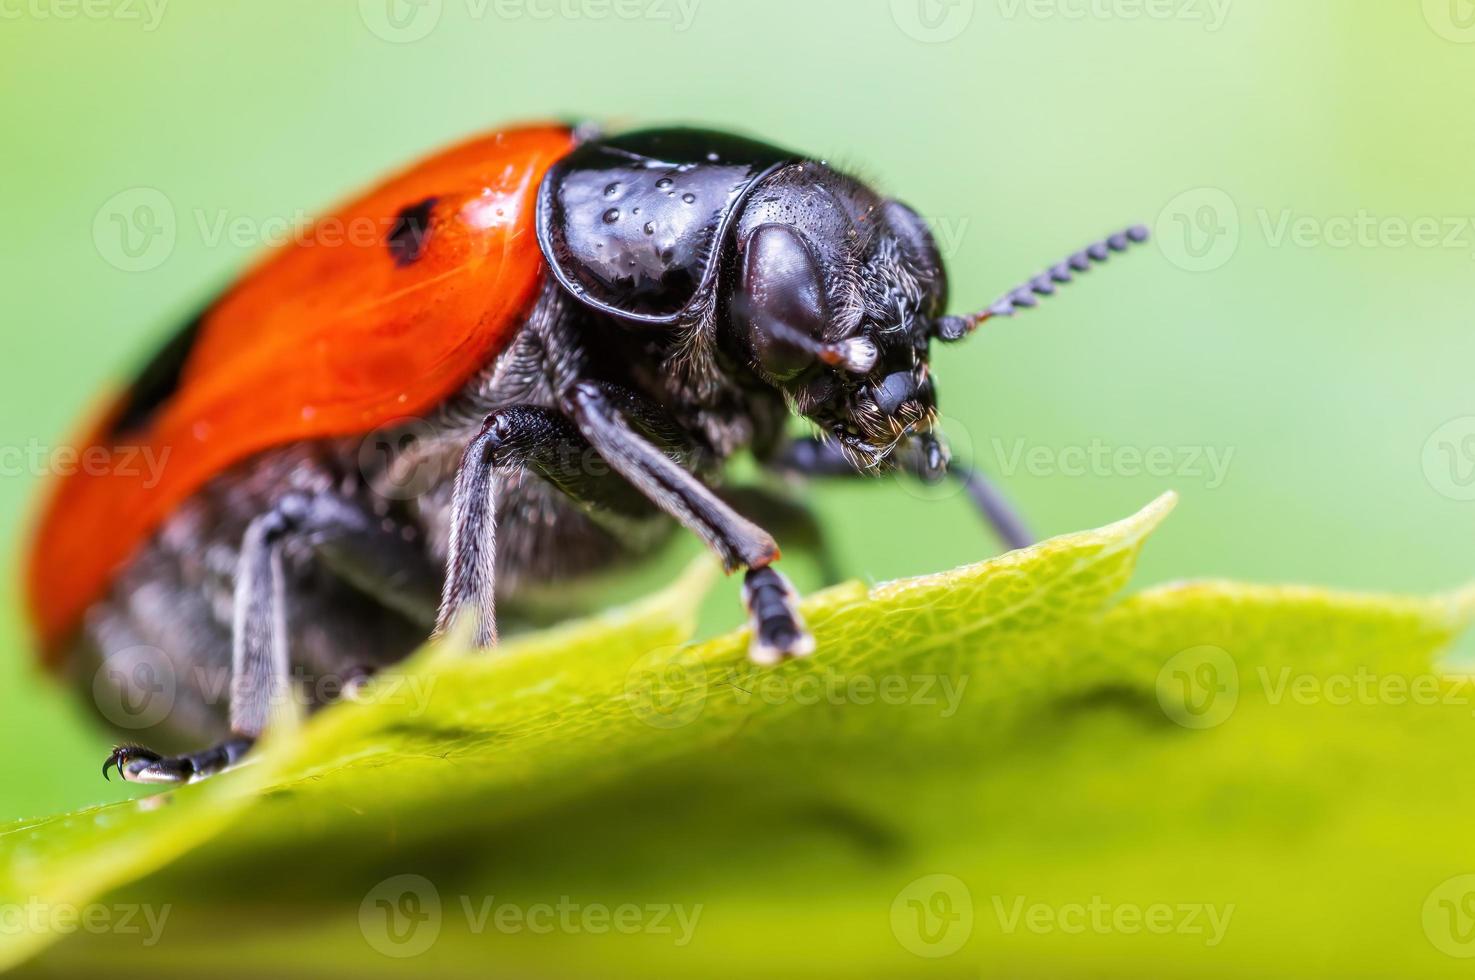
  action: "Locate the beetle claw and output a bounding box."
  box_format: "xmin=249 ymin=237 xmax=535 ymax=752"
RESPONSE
xmin=101 ymin=745 xmax=189 ymax=785
xmin=101 ymin=737 xmax=254 ymax=786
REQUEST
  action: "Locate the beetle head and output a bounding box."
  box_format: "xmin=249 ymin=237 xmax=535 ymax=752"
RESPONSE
xmin=729 ymin=165 xmax=951 ymax=477
xmin=728 ymin=162 xmax=1152 ymax=478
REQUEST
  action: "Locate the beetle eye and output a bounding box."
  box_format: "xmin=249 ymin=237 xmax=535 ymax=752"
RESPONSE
xmin=738 ymin=223 xmax=829 ymax=381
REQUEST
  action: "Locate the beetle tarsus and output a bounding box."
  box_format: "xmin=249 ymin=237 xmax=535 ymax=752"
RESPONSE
xmin=102 ymin=737 xmax=254 ymax=785
xmin=103 ymin=745 xmax=186 ymax=784
xmin=743 ymin=566 xmax=814 ymax=665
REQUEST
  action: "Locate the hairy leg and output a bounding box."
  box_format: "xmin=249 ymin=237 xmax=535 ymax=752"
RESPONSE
xmin=103 ymin=491 xmax=440 ymax=784
xmin=435 ymin=404 xmax=667 ymax=646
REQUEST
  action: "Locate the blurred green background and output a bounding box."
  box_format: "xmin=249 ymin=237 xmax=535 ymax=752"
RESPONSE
xmin=1 ymin=0 xmax=1472 ymax=825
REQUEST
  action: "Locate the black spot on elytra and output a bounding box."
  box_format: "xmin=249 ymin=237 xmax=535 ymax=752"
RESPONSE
xmin=107 ymin=311 xmax=207 ymax=438
xmin=387 ymin=196 xmax=438 ymax=267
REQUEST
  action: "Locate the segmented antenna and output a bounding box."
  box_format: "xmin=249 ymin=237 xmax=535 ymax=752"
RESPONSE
xmin=933 ymin=225 xmax=1151 ymax=342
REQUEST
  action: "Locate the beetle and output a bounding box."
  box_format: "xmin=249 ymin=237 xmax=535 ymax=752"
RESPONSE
xmin=24 ymin=123 xmax=1149 ymax=784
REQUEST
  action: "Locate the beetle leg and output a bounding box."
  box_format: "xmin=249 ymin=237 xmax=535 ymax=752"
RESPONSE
xmin=719 ymin=485 xmax=842 ymax=587
xmin=436 ymin=404 xmax=668 ymax=646
xmin=771 ymin=437 xmax=1036 ymax=551
xmin=101 ymin=492 xmax=433 ymax=785
xmin=102 ymin=503 xmax=293 ymax=784
xmin=950 ymin=464 xmax=1036 ymax=552
xmin=103 ymin=738 xmax=253 ymax=784
xmin=436 ymin=407 xmax=547 ymax=647
xmin=560 ymin=380 xmax=812 ymax=663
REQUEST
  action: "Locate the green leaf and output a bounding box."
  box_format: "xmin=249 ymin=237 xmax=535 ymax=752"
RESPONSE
xmin=5 ymin=492 xmax=1475 ymax=978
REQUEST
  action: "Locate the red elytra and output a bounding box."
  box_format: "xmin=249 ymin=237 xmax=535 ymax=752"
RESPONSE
xmin=26 ymin=124 xmax=577 ymax=664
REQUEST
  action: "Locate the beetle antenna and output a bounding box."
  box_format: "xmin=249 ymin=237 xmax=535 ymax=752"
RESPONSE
xmin=932 ymin=224 xmax=1151 ymax=342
